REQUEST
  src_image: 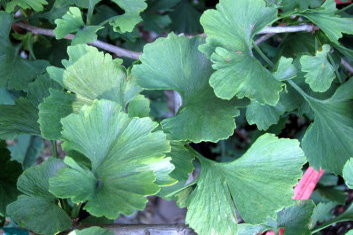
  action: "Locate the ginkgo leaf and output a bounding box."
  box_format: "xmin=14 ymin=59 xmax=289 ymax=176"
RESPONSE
xmin=0 ymin=98 xmax=40 ymax=139
xmin=0 ymin=88 xmax=14 ymax=105
xmin=158 ymin=141 xmax=196 ymax=198
xmin=72 ymin=25 xmax=103 ymax=45
xmin=27 ymin=74 xmax=61 ymax=106
xmin=0 ymin=141 xmax=21 ymax=217
xmin=246 ymin=100 xmax=286 ymax=130
xmin=199 ymin=0 xmax=283 ymax=105
xmin=49 ymin=100 xmax=173 ymax=219
xmin=289 ymin=79 xmax=353 ymax=175
xmin=273 ymin=57 xmax=297 ymax=81
xmin=54 ymin=7 xmax=103 ymax=45
xmin=39 ymin=45 xmax=141 ymax=139
xmin=38 ymin=89 xmax=89 ymax=140
xmin=185 ymin=134 xmax=306 ymax=235
xmin=0 ymin=12 xmax=48 ymax=90
xmin=9 ymin=134 xmax=44 ymax=169
xmin=128 ymin=94 xmax=150 ymax=118
xmin=300 ymin=45 xmax=335 ymax=92
xmin=246 ymin=85 xmax=300 ymax=130
xmin=132 ymin=34 xmax=244 ymax=143
xmin=300 ymin=0 xmax=353 ymax=44
xmin=54 ymin=7 xmax=84 ymax=39
xmin=280 ymin=0 xmax=321 ymax=11
xmin=63 ymin=45 xmax=141 ymax=105
xmin=68 ymin=226 xmax=113 ymax=235
xmin=6 ymin=158 xmax=71 ymax=235
xmin=5 ymin=0 xmax=48 ymax=12
xmin=109 ymin=0 xmax=147 ymax=33
xmin=343 ymin=158 xmax=353 ymax=189
xmin=276 ymin=201 xmax=315 ymax=235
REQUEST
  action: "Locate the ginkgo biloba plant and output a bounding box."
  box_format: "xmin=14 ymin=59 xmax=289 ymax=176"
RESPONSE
xmin=1 ymin=0 xmax=353 ymax=234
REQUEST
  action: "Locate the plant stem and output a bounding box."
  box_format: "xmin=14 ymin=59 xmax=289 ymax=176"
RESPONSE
xmin=59 ymin=199 xmax=71 ymax=215
xmin=71 ymin=203 xmax=82 ymax=218
xmin=12 ymin=22 xmax=353 ymax=74
xmin=51 ymin=140 xmax=58 ymax=158
xmin=252 ymin=42 xmax=274 ymax=68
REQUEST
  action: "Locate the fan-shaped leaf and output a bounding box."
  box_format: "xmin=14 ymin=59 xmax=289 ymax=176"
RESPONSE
xmin=132 ymin=34 xmax=244 ymax=143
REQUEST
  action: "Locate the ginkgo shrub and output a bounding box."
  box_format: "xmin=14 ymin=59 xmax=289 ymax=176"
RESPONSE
xmin=0 ymin=0 xmax=353 ymax=235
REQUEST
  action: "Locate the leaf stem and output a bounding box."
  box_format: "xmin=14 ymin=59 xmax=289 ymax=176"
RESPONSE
xmin=59 ymin=199 xmax=71 ymax=215
xmin=71 ymin=203 xmax=82 ymax=218
xmin=252 ymin=42 xmax=274 ymax=68
xmin=51 ymin=140 xmax=58 ymax=158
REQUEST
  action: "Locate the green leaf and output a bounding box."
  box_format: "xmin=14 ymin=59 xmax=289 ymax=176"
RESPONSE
xmin=9 ymin=134 xmax=43 ymax=169
xmin=280 ymin=0 xmax=321 ymax=11
xmin=54 ymin=7 xmax=84 ymax=39
xmin=62 ymin=45 xmax=141 ymax=105
xmin=246 ymin=100 xmax=286 ymax=130
xmin=128 ymin=94 xmax=150 ymax=118
xmin=0 ymin=141 xmax=21 ymax=216
xmin=27 ymin=74 xmax=62 ymax=106
xmin=0 ymin=12 xmax=48 ymax=90
xmin=273 ymin=57 xmax=297 ymax=81
xmin=169 ymin=0 xmax=202 ymax=34
xmin=310 ymin=202 xmax=336 ymax=227
xmin=199 ymin=0 xmax=282 ymax=104
xmin=300 ymin=0 xmax=353 ymax=44
xmin=0 ymin=88 xmax=14 ymax=105
xmin=5 ymin=0 xmax=48 ymax=12
xmin=300 ymin=45 xmax=335 ymax=92
xmin=246 ymin=86 xmax=300 ymax=130
xmin=49 ymin=100 xmax=172 ymax=219
xmin=312 ymin=203 xmax=353 ymax=233
xmin=132 ymin=34 xmax=243 ymax=143
xmin=6 ymin=158 xmax=71 ymax=234
xmin=72 ymin=25 xmax=103 ymax=45
xmin=54 ymin=7 xmax=103 ymax=44
xmin=68 ymin=227 xmax=113 ymax=235
xmin=277 ymin=201 xmax=315 ymax=235
xmin=109 ymin=0 xmax=148 ymax=33
xmin=0 ymin=39 xmax=48 ymax=90
xmin=158 ymin=141 xmax=196 ymax=198
xmin=185 ymin=134 xmax=306 ymax=235
xmin=343 ymin=158 xmax=353 ymax=189
xmin=0 ymin=98 xmax=40 ymax=139
xmin=290 ymin=79 xmax=353 ymax=174
xmin=38 ymin=89 xmax=88 ymax=140
xmin=39 ymin=44 xmax=141 ymax=139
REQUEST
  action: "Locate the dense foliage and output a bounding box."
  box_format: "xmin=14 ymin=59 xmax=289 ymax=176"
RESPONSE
xmin=0 ymin=0 xmax=353 ymax=234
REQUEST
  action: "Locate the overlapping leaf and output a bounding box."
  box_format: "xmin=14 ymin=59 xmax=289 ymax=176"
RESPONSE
xmin=54 ymin=7 xmax=103 ymax=45
xmin=6 ymin=158 xmax=71 ymax=235
xmin=0 ymin=12 xmax=48 ymax=90
xmin=185 ymin=134 xmax=306 ymax=235
xmin=9 ymin=134 xmax=44 ymax=169
xmin=199 ymin=0 xmax=282 ymax=105
xmin=49 ymin=100 xmax=173 ymax=219
xmin=0 ymin=98 xmax=40 ymax=139
xmin=343 ymin=158 xmax=353 ymax=189
xmin=109 ymin=0 xmax=147 ymax=32
xmin=300 ymin=0 xmax=353 ymax=44
xmin=290 ymin=78 xmax=353 ymax=174
xmin=0 ymin=141 xmax=21 ymax=217
xmin=39 ymin=45 xmax=141 ymax=139
xmin=132 ymin=34 xmax=244 ymax=143
xmin=5 ymin=0 xmax=48 ymax=12
xmin=300 ymin=45 xmax=335 ymax=92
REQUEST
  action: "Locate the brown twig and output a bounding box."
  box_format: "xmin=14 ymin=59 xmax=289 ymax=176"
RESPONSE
xmin=14 ymin=22 xmax=142 ymax=60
